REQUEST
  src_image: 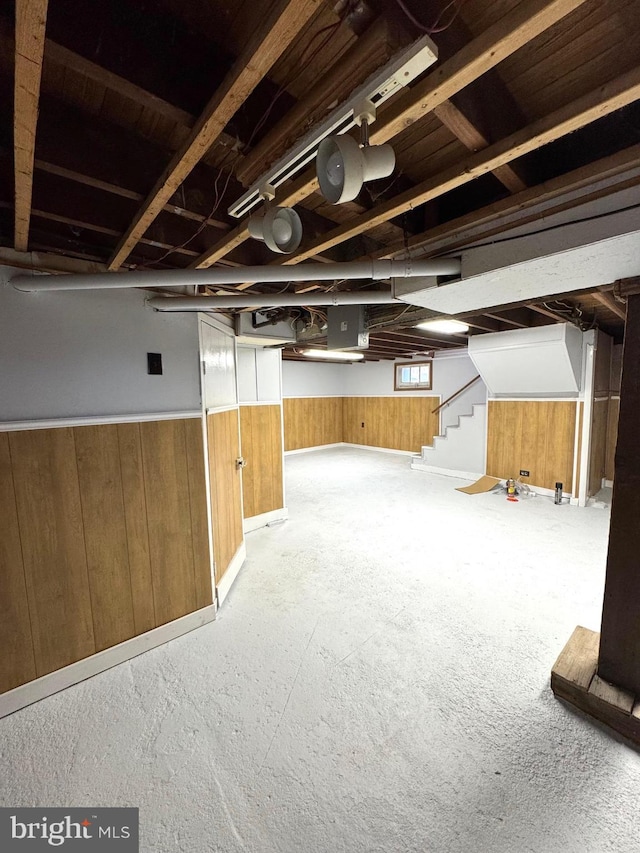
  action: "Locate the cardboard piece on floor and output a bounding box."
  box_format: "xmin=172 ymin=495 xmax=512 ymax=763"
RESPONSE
xmin=456 ymin=475 xmax=501 ymax=495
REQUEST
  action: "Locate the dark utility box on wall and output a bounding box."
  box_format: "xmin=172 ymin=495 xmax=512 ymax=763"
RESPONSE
xmin=327 ymin=306 xmax=369 ymax=350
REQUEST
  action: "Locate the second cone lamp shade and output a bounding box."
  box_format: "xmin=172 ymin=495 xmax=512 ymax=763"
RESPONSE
xmin=247 ymin=206 xmax=303 ymax=253
xmin=317 ymin=134 xmax=395 ymax=204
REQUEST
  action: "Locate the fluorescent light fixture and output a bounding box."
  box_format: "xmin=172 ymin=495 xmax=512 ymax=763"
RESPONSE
xmin=228 ymin=34 xmax=437 ymax=219
xmin=303 ymin=349 xmax=365 ymax=361
xmin=317 ymin=134 xmax=395 ymax=204
xmin=247 ymin=206 xmax=302 ymax=253
xmin=416 ymin=319 xmax=470 ymax=334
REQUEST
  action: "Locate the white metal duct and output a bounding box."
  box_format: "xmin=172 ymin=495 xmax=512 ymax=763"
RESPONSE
xmin=468 ymin=323 xmax=583 ymax=396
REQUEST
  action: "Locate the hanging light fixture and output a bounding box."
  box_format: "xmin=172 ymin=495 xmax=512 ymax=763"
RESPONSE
xmin=248 ymin=205 xmax=302 ymax=254
xmin=316 ymin=99 xmax=395 ymax=204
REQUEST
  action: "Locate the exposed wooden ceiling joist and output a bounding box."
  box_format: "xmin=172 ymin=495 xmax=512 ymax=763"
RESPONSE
xmin=190 ymin=0 xmax=590 ymax=270
xmin=107 ymin=0 xmax=322 ymax=271
xmin=13 ymin=0 xmax=49 ymax=251
xmin=372 ymin=143 xmax=640 ymax=261
xmin=282 ymin=67 xmax=640 ymax=263
xmin=593 ymin=289 xmax=627 ymax=321
xmin=432 ymin=99 xmax=527 ymax=193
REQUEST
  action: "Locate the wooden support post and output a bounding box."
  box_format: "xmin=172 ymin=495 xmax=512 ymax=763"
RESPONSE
xmin=551 ymin=294 xmax=640 ymax=746
xmin=598 ymin=293 xmax=640 ymax=693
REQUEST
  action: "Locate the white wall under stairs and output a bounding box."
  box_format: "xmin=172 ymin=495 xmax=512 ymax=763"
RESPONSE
xmin=411 ymin=404 xmax=486 ymax=480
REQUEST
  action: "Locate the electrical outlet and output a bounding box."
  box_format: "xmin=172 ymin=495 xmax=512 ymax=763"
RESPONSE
xmin=520 ymin=469 xmax=530 ymax=477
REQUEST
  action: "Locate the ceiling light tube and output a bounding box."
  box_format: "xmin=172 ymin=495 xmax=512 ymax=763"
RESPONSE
xmin=303 ymin=349 xmax=364 ymax=361
xmin=416 ymin=319 xmax=470 ymax=334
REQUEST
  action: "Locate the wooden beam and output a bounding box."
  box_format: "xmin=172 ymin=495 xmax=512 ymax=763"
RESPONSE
xmin=283 ymin=67 xmax=640 ymax=262
xmin=376 ymin=144 xmax=640 ymax=261
xmin=107 ymin=0 xmax=321 ymax=271
xmin=598 ymin=293 xmax=640 ymax=694
xmin=13 ymin=0 xmax=49 ymax=251
xmin=593 ymin=290 xmax=626 ymax=321
xmin=191 ymin=0 xmax=590 ymax=270
xmin=433 ymin=99 xmax=527 ymax=193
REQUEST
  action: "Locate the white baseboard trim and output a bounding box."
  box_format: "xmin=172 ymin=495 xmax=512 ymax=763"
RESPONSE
xmin=0 ymin=604 xmax=217 ymax=719
xmin=342 ymin=443 xmax=415 ymax=457
xmin=216 ymin=541 xmax=246 ymax=606
xmin=285 ymin=443 xmax=345 ymax=455
xmin=243 ymin=507 xmax=288 ymax=533
xmin=411 ymin=462 xmax=485 ymax=481
xmin=603 ymin=479 xmax=614 ymax=488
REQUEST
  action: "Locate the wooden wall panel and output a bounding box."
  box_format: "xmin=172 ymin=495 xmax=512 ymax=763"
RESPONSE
xmin=487 ymin=401 xmax=577 ymax=492
xmin=140 ymin=420 xmax=198 ymax=626
xmin=184 ymin=418 xmax=213 ymax=611
xmin=283 ymin=397 xmax=343 ymax=451
xmin=75 ymin=424 xmax=136 ymax=652
xmin=284 ymin=396 xmax=440 ymax=453
xmin=589 ymin=399 xmax=609 ymax=496
xmin=0 ymin=416 xmax=212 ymax=695
xmin=9 ymin=428 xmax=96 ymax=677
xmin=605 ymin=398 xmax=620 ymax=482
xmin=0 ymin=434 xmax=37 ymax=693
xmin=207 ymin=410 xmax=244 ymax=584
xmin=240 ymin=405 xmax=284 ymax=519
xmin=117 ymin=423 xmax=156 ymax=635
xmin=346 ymin=397 xmax=440 ymax=453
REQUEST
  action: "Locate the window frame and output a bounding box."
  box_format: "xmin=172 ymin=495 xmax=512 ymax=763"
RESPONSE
xmin=393 ymin=360 xmax=433 ymax=392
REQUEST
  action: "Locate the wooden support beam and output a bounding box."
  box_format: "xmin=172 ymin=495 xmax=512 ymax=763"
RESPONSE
xmin=527 ymin=303 xmax=566 ymax=322
xmin=191 ymin=0 xmax=590 ymax=270
xmin=13 ymin=0 xmax=49 ymax=251
xmin=374 ymin=144 xmax=640 ymax=262
xmin=551 ymin=626 xmax=640 ymax=748
xmin=433 ymin=99 xmax=527 ymax=193
xmin=107 ymin=0 xmax=321 ymax=271
xmin=592 ymin=290 xmax=627 ymax=321
xmin=283 ymin=67 xmax=640 ymax=263
xmin=598 ymin=293 xmax=640 ymax=694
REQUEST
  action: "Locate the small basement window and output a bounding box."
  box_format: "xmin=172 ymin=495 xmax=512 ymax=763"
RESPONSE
xmin=394 ymin=360 xmax=433 ymax=391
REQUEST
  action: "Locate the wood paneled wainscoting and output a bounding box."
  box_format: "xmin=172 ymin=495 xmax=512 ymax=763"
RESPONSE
xmin=283 ymin=397 xmax=343 ymax=451
xmin=0 ymin=417 xmax=212 ymax=696
xmin=239 ymin=404 xmax=284 ymax=519
xmin=283 ymin=396 xmax=441 ymax=454
xmin=486 ymin=400 xmax=580 ymax=493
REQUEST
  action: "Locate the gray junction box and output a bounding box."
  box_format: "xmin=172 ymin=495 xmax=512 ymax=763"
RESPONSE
xmin=327 ymin=306 xmax=369 ymax=350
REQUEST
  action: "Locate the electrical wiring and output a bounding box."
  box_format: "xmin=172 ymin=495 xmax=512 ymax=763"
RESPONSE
xmin=390 ymin=0 xmax=467 ymax=35
xmin=146 ymin=17 xmax=344 ymax=270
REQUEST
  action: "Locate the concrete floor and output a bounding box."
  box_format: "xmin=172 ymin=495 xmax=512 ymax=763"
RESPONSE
xmin=2 ymin=447 xmax=640 ymax=852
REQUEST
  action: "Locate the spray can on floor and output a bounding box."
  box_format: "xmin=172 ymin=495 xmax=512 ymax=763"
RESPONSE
xmin=555 ymin=482 xmax=563 ymax=505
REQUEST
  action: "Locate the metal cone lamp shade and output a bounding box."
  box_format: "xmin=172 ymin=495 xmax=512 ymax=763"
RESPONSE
xmin=247 ymin=206 xmax=303 ymax=253
xmin=317 ymin=135 xmax=396 ymax=204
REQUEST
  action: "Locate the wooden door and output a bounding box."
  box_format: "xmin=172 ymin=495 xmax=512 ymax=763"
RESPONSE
xmin=207 ymin=409 xmax=244 ymax=585
xmin=200 ymin=319 xmax=245 ymax=596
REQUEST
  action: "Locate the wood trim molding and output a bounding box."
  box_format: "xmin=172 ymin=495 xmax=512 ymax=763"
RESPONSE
xmin=0 ymin=411 xmax=202 ymax=432
xmin=0 ymin=604 xmax=216 ymax=718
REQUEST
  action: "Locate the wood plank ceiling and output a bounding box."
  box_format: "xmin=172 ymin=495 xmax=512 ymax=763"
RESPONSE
xmin=2 ymin=0 xmax=638 ymax=360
